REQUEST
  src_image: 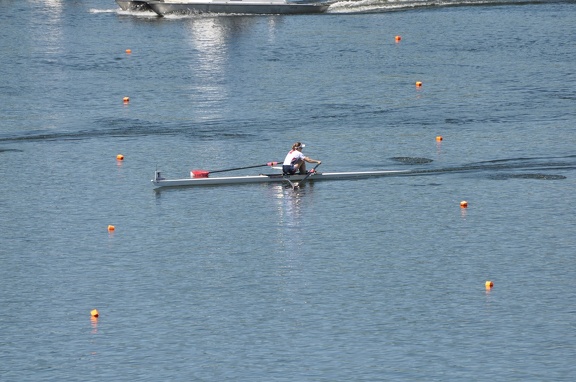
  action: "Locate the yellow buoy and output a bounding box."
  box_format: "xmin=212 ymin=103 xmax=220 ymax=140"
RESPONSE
xmin=123 ymin=96 xmax=130 ymax=103
xmin=485 ymin=281 xmax=493 ymax=290
xmin=108 ymin=225 xmax=115 ymax=232
xmin=116 ymin=154 xmax=124 ymax=161
xmin=460 ymin=201 xmax=468 ymax=208
xmin=395 ymin=35 xmax=402 ymax=42
xmin=436 ymin=136 xmax=443 ymax=142
xmin=125 ymin=49 xmax=132 ymax=54
xmin=416 ymin=81 xmax=423 ymax=88
xmin=91 ymin=309 xmax=99 ymax=318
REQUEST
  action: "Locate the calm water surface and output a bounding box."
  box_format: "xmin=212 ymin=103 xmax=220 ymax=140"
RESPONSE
xmin=1 ymin=0 xmax=575 ymax=380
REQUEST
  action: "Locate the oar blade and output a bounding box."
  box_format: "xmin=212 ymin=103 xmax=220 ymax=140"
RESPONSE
xmin=191 ymin=170 xmax=210 ymax=178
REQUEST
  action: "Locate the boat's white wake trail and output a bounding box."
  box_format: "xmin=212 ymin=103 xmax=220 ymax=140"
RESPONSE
xmin=89 ymin=7 xmax=158 ymax=17
xmin=326 ymin=0 xmax=537 ymax=13
xmin=89 ymin=8 xmax=118 ymax=14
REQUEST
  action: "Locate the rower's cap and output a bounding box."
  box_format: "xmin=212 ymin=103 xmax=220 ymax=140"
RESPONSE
xmin=300 ymin=144 xmax=305 ymax=148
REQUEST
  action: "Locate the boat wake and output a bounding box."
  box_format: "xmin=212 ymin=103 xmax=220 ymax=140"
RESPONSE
xmin=0 ymin=148 xmax=24 ymax=153
xmin=90 ymin=8 xmax=156 ymax=17
xmin=326 ymin=0 xmax=558 ymax=14
xmin=405 ymin=155 xmax=576 ymax=180
xmin=89 ymin=8 xmax=119 ymax=14
xmin=487 ymin=173 xmax=567 ymax=180
xmin=391 ymin=157 xmax=434 ymax=165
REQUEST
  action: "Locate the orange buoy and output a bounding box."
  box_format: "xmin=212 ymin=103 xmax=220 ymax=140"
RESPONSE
xmin=436 ymin=135 xmax=443 ymax=142
xmin=395 ymin=35 xmax=402 ymax=42
xmin=91 ymin=309 xmax=99 ymax=318
xmin=116 ymin=154 xmax=124 ymax=161
xmin=123 ymin=96 xmax=130 ymax=103
xmin=416 ymin=81 xmax=423 ymax=88
xmin=485 ymin=281 xmax=493 ymax=290
xmin=107 ymin=225 xmax=115 ymax=232
xmin=460 ymin=201 xmax=468 ymax=208
xmin=125 ymin=49 xmax=132 ymax=54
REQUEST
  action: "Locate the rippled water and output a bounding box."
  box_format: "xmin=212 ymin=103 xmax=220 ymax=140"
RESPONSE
xmin=1 ymin=1 xmax=575 ymax=380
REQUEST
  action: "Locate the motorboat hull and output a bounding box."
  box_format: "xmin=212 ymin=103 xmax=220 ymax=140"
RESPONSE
xmin=147 ymin=1 xmax=330 ymax=15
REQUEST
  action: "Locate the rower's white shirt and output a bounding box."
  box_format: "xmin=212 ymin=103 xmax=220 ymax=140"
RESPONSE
xmin=283 ymin=150 xmax=305 ymax=165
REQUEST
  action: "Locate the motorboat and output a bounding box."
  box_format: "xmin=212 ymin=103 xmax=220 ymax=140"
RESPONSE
xmin=146 ymin=0 xmax=331 ymax=16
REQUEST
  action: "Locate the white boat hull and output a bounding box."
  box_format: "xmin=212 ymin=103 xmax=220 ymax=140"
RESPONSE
xmin=147 ymin=0 xmax=330 ymax=15
xmin=152 ymin=169 xmax=412 ymax=188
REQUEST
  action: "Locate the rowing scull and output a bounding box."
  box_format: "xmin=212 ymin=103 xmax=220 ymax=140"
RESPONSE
xmin=152 ymin=169 xmax=412 ymax=188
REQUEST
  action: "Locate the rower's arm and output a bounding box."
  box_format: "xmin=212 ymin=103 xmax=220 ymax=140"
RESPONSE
xmin=304 ymin=156 xmax=321 ymax=164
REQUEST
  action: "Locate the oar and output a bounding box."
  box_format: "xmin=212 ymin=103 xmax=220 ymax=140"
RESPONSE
xmin=293 ymin=163 xmax=321 ymax=189
xmin=192 ymin=161 xmax=280 ymax=178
